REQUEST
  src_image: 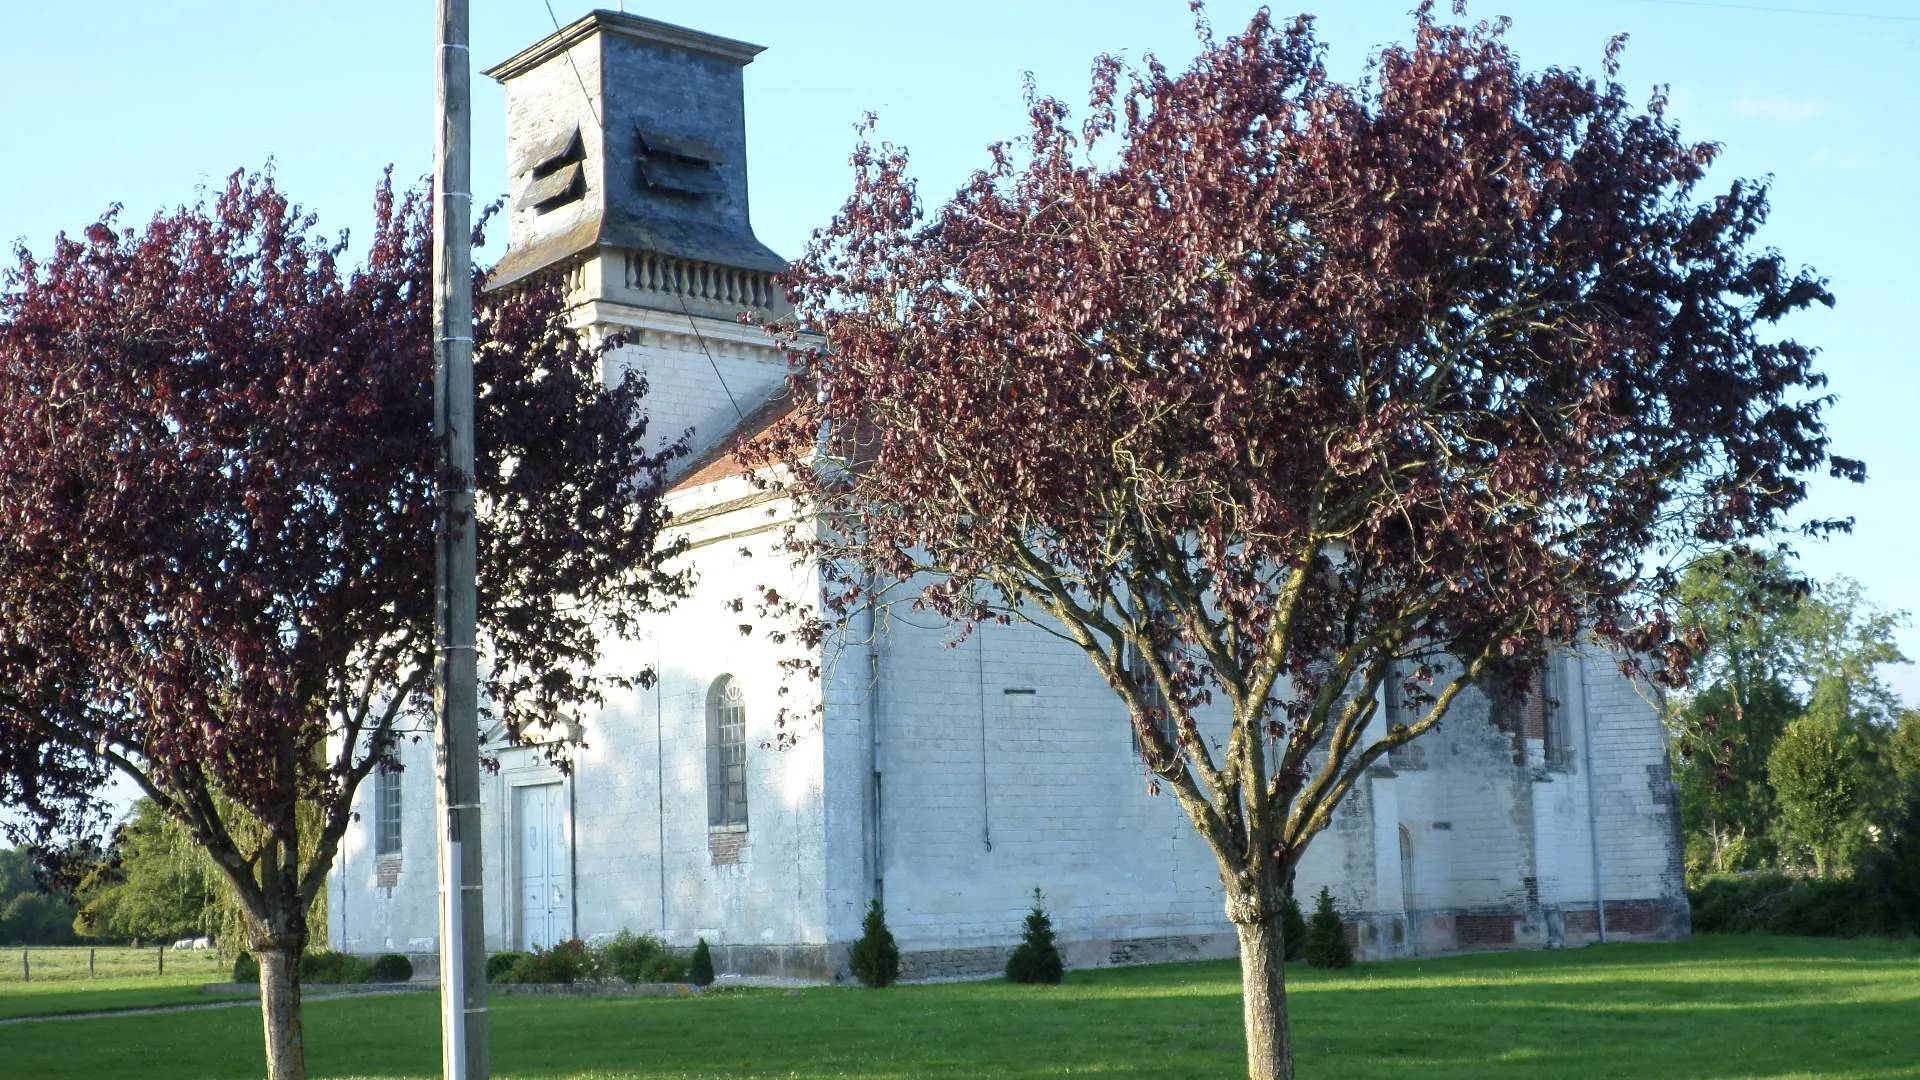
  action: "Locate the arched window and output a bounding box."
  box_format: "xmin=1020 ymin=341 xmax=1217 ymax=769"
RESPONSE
xmin=707 ymin=676 xmax=748 ymax=829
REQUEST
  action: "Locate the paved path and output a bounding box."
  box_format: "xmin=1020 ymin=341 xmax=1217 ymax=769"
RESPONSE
xmin=0 ymin=987 xmax=427 ymax=1026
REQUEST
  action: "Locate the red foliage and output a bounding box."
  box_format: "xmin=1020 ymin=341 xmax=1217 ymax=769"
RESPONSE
xmin=747 ymin=8 xmax=1854 ymax=1075
xmin=0 ymin=168 xmax=682 ymax=960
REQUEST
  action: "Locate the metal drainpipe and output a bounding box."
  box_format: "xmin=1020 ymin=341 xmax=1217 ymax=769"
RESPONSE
xmin=1577 ymin=644 xmax=1609 ymax=944
xmin=866 ymin=576 xmax=885 ymax=905
xmin=655 ymin=634 xmax=668 ymax=937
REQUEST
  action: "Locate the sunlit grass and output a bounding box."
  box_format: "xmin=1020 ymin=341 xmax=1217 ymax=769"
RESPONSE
xmin=0 ymin=945 xmax=243 ymax=1020
xmin=1 ymin=936 xmax=1915 ymax=1078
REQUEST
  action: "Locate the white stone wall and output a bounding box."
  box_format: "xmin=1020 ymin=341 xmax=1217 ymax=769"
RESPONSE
xmin=1584 ymin=646 xmax=1689 ymax=927
xmin=562 ymin=485 xmax=830 ymax=955
xmin=590 ymin=305 xmax=793 ymax=467
xmin=860 ymin=610 xmax=1233 ymax=960
xmin=329 ymin=725 xmax=442 ymax=957
xmin=328 ymin=300 xmax=1689 ymax=972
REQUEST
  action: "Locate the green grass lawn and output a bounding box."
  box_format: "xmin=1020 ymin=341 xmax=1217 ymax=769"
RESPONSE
xmin=0 ymin=935 xmax=1915 ymax=1079
xmin=0 ymin=945 xmax=240 ymax=1021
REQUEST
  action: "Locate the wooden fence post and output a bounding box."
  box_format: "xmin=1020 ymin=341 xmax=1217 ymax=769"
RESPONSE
xmin=89 ymin=947 xmax=96 ymax=977
xmin=157 ymin=945 xmax=164 ymax=976
xmin=20 ymin=949 xmax=27 ymax=982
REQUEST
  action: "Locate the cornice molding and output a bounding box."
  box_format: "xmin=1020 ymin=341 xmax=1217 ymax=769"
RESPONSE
xmin=484 ymin=10 xmax=762 ymax=84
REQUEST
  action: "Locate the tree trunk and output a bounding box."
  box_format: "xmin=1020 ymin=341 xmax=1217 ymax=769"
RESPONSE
xmin=256 ymin=945 xmax=307 ymax=1080
xmin=1234 ymin=912 xmax=1293 ymax=1080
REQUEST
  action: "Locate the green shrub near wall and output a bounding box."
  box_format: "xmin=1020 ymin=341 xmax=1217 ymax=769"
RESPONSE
xmin=598 ymin=931 xmax=690 ymax=983
xmin=485 ymin=951 xmax=530 ymax=983
xmin=301 ymin=950 xmax=376 ymax=984
xmin=1689 ymin=874 xmax=1881 ymax=936
xmin=501 ymin=940 xmax=591 ymax=984
xmin=849 ymin=903 xmax=899 ymax=988
xmin=689 ymin=938 xmax=716 ymax=987
xmin=370 ymin=953 xmax=413 ymax=983
xmin=1281 ymin=892 xmax=1307 ymax=963
xmin=1005 ymin=889 xmax=1064 ymax=985
xmin=1304 ymin=888 xmax=1355 ymax=969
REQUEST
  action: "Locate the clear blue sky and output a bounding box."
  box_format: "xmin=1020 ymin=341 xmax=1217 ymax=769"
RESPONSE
xmin=2 ymin=0 xmax=1914 ymax=704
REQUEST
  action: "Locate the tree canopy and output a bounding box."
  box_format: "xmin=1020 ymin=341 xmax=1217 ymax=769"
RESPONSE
xmin=1668 ymin=550 xmax=1909 ymax=878
xmin=0 ymin=847 xmax=79 ymax=946
xmin=747 ymin=7 xmax=1856 ymax=1078
xmin=0 ymin=169 xmax=685 ymax=1080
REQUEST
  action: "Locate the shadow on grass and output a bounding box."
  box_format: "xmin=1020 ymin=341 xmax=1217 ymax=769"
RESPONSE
xmin=0 ymin=937 xmax=1915 ymax=1079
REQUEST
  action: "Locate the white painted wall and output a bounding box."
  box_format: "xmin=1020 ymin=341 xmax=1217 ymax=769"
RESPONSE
xmin=329 ymin=291 xmax=1687 ymax=973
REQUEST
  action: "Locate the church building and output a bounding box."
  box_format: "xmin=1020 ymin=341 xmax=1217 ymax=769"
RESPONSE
xmin=327 ymin=10 xmax=1689 ymax=979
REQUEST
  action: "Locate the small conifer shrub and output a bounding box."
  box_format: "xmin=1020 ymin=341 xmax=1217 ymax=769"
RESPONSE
xmin=1005 ymin=887 xmax=1064 ymax=984
xmin=232 ymin=951 xmax=259 ymax=983
xmin=849 ymin=899 xmax=901 ymax=987
xmin=1304 ymin=887 xmax=1355 ymax=969
xmin=1281 ymin=890 xmax=1307 ymax=963
xmin=689 ymin=937 xmax=716 ymax=987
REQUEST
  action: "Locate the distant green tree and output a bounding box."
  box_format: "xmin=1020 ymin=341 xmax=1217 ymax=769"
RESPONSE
xmin=1673 ymin=682 xmax=1800 ymax=876
xmin=1794 ymin=579 xmax=1908 ymax=728
xmin=1672 ymin=549 xmax=1811 ymax=707
xmin=1669 ymin=552 xmax=1910 ymax=880
xmin=0 ymin=848 xmax=78 ymax=944
xmin=1887 ymin=711 xmax=1920 ymax=810
xmin=72 ymin=798 xmax=220 ymax=942
xmin=70 ymin=797 xmax=327 ymax=952
xmin=1769 ymin=712 xmax=1877 ymax=877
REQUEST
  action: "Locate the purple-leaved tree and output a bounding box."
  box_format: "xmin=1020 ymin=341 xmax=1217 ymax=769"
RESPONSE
xmin=744 ymin=7 xmax=1858 ymax=1077
xmin=0 ymin=170 xmax=685 ymax=1080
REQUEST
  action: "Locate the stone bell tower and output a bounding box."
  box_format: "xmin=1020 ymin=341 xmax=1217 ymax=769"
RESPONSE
xmin=485 ymin=10 xmax=794 ymax=465
xmin=484 ymin=10 xmax=787 ymax=322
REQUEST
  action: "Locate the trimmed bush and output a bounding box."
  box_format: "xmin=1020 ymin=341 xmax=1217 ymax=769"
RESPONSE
xmin=596 ymin=931 xmax=694 ymax=984
xmin=849 ymin=900 xmax=900 ymax=988
xmin=485 ymin=951 xmax=531 ymax=983
xmin=1304 ymin=887 xmax=1354 ymax=969
xmin=1689 ymin=873 xmax=1879 ymax=937
xmin=645 ymin=951 xmax=693 ymax=983
xmin=689 ymin=938 xmax=716 ymax=987
xmin=1005 ymin=888 xmax=1064 ymax=985
xmin=232 ymin=951 xmax=259 ymax=983
xmin=504 ymin=939 xmax=592 ymax=984
xmin=1281 ymin=891 xmax=1308 ymax=963
xmin=371 ymin=952 xmax=414 ymax=983
xmin=301 ymin=949 xmax=377 ymax=984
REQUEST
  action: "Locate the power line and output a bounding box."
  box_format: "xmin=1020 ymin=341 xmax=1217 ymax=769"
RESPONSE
xmin=1624 ymin=0 xmax=1920 ymax=22
xmin=677 ymin=293 xmax=748 ymax=422
xmin=541 ymin=0 xmax=605 ymax=131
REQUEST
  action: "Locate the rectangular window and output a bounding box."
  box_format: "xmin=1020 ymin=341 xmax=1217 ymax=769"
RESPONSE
xmin=1386 ymin=662 xmax=1428 ymax=770
xmin=375 ymin=765 xmax=402 ymax=856
xmin=1127 ymin=641 xmax=1178 ymax=767
xmin=1542 ymin=655 xmax=1573 ymax=770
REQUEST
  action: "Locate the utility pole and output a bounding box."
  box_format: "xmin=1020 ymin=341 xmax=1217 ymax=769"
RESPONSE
xmin=433 ymin=0 xmax=488 ymax=1078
